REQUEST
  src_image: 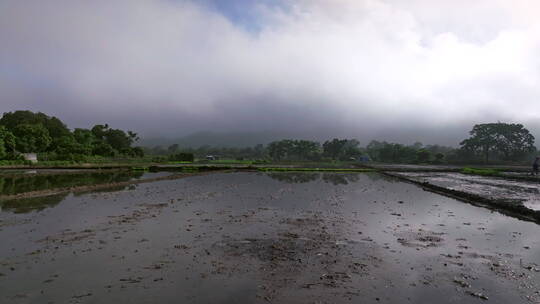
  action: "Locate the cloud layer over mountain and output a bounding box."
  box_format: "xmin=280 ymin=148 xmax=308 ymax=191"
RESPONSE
xmin=1 ymin=0 xmax=539 ymax=145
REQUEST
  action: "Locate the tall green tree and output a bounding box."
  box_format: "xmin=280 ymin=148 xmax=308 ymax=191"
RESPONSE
xmin=460 ymin=123 xmax=535 ymax=163
xmin=267 ymin=140 xmax=294 ymax=160
xmin=92 ymin=142 xmax=116 ymax=157
xmin=91 ymin=124 xmax=139 ymax=154
xmin=0 ymin=126 xmax=16 ymax=154
xmin=73 ymin=129 xmax=96 ymax=148
xmin=323 ymin=138 xmax=360 ymax=160
xmin=341 ymin=139 xmax=361 ymax=160
xmin=168 ymin=144 xmax=180 ymax=154
xmin=55 ymin=135 xmax=92 ymax=156
xmin=0 ymin=111 xmax=70 ymax=139
xmin=323 ymin=139 xmax=348 ymax=160
xmin=91 ymin=124 xmax=109 ymax=141
xmin=104 ymin=129 xmax=132 ymax=151
xmin=293 ymin=140 xmax=321 ymax=160
xmin=12 ymin=124 xmax=52 ymax=153
xmin=0 ymin=138 xmax=5 ymax=159
xmin=416 ymin=149 xmax=431 ymax=162
xmin=366 ymin=141 xmax=418 ymax=163
xmin=267 ymin=139 xmax=321 ymax=161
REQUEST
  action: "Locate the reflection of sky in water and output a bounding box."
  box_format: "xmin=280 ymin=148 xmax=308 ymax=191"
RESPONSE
xmin=396 ymin=172 xmax=540 ymax=210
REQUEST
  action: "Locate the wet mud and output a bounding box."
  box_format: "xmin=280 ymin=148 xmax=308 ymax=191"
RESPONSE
xmin=389 ymin=172 xmax=540 ymax=222
xmin=0 ymin=172 xmax=539 ymax=303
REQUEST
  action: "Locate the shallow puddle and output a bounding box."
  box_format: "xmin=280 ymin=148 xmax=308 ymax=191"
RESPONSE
xmin=0 ymin=172 xmax=539 ymax=303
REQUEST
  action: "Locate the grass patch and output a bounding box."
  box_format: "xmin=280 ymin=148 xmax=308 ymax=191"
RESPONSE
xmin=131 ymin=166 xmax=149 ymax=171
xmin=257 ymin=167 xmax=375 ymax=173
xmin=181 ymin=167 xmax=200 ymax=173
xmin=204 ymin=160 xmax=254 ymax=165
xmin=461 ymin=167 xmax=501 ymax=176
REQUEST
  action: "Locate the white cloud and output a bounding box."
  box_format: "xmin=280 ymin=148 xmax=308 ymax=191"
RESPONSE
xmin=1 ymin=0 xmax=539 ymax=143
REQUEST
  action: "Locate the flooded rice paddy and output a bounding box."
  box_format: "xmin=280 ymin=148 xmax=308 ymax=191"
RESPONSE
xmin=0 ymin=171 xmax=539 ymax=303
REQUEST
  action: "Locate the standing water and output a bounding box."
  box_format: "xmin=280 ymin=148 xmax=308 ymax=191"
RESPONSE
xmin=0 ymin=172 xmax=538 ymax=303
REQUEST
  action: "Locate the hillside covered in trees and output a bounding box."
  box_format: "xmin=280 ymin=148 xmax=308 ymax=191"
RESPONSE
xmin=0 ymin=111 xmax=143 ymax=162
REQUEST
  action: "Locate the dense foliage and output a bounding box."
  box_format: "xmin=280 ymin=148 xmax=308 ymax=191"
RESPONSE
xmin=0 ymin=111 xmax=144 ymax=161
xmin=365 ymin=141 xmax=453 ymax=163
xmin=267 ymin=140 xmax=321 ymax=161
xmin=459 ymin=123 xmax=536 ymax=163
xmin=169 ymin=153 xmax=195 ymax=162
xmin=323 ymin=139 xmax=362 ymax=160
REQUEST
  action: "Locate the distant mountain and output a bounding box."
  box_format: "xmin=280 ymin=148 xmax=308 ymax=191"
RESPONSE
xmin=139 ymin=131 xmax=317 ymax=148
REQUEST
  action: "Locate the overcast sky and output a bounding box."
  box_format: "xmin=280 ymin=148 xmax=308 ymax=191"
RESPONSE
xmin=1 ymin=0 xmax=539 ymax=145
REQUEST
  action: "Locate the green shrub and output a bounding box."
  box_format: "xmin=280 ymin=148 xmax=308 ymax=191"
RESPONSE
xmin=461 ymin=167 xmax=500 ymax=176
xmin=169 ymin=153 xmax=194 ymax=162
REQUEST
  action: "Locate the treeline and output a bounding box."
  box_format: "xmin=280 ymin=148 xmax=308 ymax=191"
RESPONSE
xmin=148 ymin=138 xmax=454 ymax=163
xmin=267 ymin=139 xmax=362 ymax=161
xmin=147 ymin=123 xmax=537 ymax=164
xmin=366 ymin=123 xmax=536 ymax=163
xmin=1 ymin=111 xmax=535 ymax=165
xmin=144 ymin=144 xmax=266 ymax=161
xmin=0 ymin=111 xmax=143 ymax=161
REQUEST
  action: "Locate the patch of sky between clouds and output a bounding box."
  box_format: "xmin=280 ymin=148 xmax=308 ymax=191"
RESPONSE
xmin=187 ymin=0 xmax=288 ymax=32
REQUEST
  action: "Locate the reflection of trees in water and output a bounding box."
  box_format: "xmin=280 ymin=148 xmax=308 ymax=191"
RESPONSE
xmin=266 ymin=173 xmax=320 ymax=184
xmin=0 ymin=171 xmax=144 ymax=196
xmin=76 ymin=184 xmax=135 ymax=197
xmin=321 ymin=173 xmax=360 ymax=185
xmin=266 ymin=172 xmax=364 ymax=185
xmin=0 ymin=182 xmax=138 ymax=214
xmin=0 ymin=193 xmax=68 ymax=214
xmin=363 ymin=172 xmax=401 ymax=183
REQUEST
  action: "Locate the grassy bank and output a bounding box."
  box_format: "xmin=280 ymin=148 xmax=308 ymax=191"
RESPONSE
xmin=461 ymin=167 xmax=501 ymax=176
xmin=257 ymin=167 xmax=375 ymax=172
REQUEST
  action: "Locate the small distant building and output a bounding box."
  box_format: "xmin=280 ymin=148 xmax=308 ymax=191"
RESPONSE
xmin=206 ymin=155 xmax=216 ymax=161
xmin=23 ymin=153 xmax=38 ymax=163
xmin=358 ymin=155 xmax=371 ymax=162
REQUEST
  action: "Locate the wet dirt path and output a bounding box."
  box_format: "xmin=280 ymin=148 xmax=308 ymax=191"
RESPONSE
xmin=0 ymin=172 xmax=539 ymax=303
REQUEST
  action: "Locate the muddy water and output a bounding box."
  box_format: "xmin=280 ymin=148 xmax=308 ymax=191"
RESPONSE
xmin=0 ymin=172 xmax=539 ymax=303
xmin=394 ymin=172 xmax=540 ymax=211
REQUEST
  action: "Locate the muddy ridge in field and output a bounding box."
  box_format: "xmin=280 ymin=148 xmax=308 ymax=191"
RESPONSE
xmin=393 ymin=172 xmax=540 ymax=211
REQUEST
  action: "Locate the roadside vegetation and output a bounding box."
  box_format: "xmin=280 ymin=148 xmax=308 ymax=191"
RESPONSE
xmin=0 ymin=111 xmax=143 ymax=164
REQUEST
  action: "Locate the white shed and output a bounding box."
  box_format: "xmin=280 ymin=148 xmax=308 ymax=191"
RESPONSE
xmin=23 ymin=153 xmax=38 ymax=163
